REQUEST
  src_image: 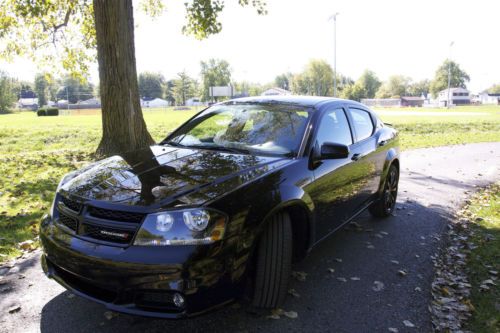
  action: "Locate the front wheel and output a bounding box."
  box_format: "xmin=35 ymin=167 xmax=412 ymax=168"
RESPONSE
xmin=252 ymin=212 xmax=292 ymax=308
xmin=369 ymin=164 xmax=399 ymax=218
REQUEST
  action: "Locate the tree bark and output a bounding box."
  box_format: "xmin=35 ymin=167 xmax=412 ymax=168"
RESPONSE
xmin=93 ymin=0 xmax=154 ymax=157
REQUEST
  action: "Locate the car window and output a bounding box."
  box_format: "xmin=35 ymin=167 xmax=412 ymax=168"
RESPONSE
xmin=316 ymin=108 xmax=352 ymax=146
xmin=349 ymin=108 xmax=374 ymax=142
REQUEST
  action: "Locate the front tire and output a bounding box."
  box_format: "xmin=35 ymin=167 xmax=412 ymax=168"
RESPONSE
xmin=369 ymin=164 xmax=399 ymax=218
xmin=252 ymin=212 xmax=292 ymax=308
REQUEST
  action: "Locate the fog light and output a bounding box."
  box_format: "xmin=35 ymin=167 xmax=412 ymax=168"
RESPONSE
xmin=173 ymin=293 xmax=185 ymax=308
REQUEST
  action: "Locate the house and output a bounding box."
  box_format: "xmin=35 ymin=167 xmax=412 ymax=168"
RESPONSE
xmin=261 ymin=87 xmax=292 ymax=96
xmin=401 ymin=96 xmax=424 ymax=107
xmin=438 ymin=87 xmax=470 ymax=106
xmin=75 ymin=98 xmax=101 ymax=109
xmin=476 ymin=92 xmax=500 ymax=105
xmin=361 ymin=98 xmax=402 ymax=107
xmin=18 ymin=98 xmax=38 ymax=110
xmin=186 ymin=98 xmax=204 ymax=106
xmin=141 ymin=98 xmax=170 ymax=108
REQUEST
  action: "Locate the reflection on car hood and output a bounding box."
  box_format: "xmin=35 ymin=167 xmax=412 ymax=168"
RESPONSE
xmin=59 ymin=145 xmax=290 ymax=207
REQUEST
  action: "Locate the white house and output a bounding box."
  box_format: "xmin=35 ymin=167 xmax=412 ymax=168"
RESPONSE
xmin=141 ymin=98 xmax=170 ymax=108
xmin=438 ymin=87 xmax=470 ymax=106
xmin=186 ymin=98 xmax=204 ymax=106
xmin=18 ymin=98 xmax=38 ymax=110
xmin=261 ymin=87 xmax=292 ymax=96
xmin=476 ymin=92 xmax=500 ymax=105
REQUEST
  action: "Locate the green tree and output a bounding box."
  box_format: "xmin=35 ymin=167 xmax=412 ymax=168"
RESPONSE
xmin=0 ymin=0 xmax=266 ymax=156
xmin=486 ymin=83 xmax=500 ymax=94
xmin=356 ymin=70 xmax=381 ymax=99
xmin=34 ymin=73 xmax=49 ymax=107
xmin=200 ymin=58 xmax=231 ymax=102
xmin=173 ymin=71 xmax=197 ymax=106
xmin=290 ymin=60 xmax=333 ymax=96
xmin=274 ymin=72 xmax=293 ymax=90
xmin=376 ymin=75 xmax=412 ymax=98
xmin=164 ymin=80 xmax=175 ymax=104
xmin=56 ymin=75 xmax=94 ymax=104
xmin=429 ymin=60 xmax=470 ymax=97
xmin=407 ymin=79 xmax=430 ymax=97
xmin=0 ymin=71 xmax=15 ymax=113
xmin=138 ymin=72 xmax=165 ymax=99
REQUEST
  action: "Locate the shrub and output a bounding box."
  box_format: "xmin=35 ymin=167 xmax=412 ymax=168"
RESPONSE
xmin=37 ymin=107 xmax=59 ymax=116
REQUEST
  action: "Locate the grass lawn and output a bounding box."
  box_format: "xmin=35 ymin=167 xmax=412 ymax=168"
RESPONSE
xmin=0 ymin=105 xmax=499 ymax=260
xmin=462 ymin=184 xmax=500 ymax=332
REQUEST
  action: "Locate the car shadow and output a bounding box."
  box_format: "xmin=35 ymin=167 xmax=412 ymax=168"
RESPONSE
xmin=40 ymin=200 xmax=453 ymax=333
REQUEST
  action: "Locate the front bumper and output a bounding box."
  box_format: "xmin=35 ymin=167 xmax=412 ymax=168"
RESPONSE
xmin=40 ymin=217 xmax=246 ymax=319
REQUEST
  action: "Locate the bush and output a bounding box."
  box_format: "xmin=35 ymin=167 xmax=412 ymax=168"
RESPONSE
xmin=37 ymin=107 xmax=59 ymax=116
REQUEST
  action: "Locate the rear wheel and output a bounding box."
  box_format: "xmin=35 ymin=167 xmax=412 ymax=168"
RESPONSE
xmin=369 ymin=164 xmax=399 ymax=218
xmin=252 ymin=211 xmax=292 ymax=308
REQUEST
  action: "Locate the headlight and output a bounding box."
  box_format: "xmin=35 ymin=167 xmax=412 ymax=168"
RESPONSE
xmin=134 ymin=209 xmax=227 ymax=246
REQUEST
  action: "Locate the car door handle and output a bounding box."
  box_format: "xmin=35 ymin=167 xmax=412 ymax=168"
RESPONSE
xmin=378 ymin=140 xmax=387 ymax=147
xmin=351 ymin=153 xmax=362 ymax=161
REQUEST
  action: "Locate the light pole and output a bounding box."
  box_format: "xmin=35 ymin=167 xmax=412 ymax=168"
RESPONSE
xmin=329 ymin=12 xmax=339 ymax=97
xmin=446 ymin=41 xmax=454 ymax=109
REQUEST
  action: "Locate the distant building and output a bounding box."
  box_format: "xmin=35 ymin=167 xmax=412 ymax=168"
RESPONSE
xmin=18 ymin=98 xmax=38 ymax=110
xmin=438 ymin=87 xmax=470 ymax=106
xmin=476 ymin=92 xmax=500 ymax=105
xmin=401 ymin=96 xmax=424 ymax=107
xmin=141 ymin=98 xmax=170 ymax=108
xmin=361 ymin=98 xmax=401 ymax=107
xmin=261 ymin=87 xmax=292 ymax=96
xmin=186 ymin=98 xmax=204 ymax=106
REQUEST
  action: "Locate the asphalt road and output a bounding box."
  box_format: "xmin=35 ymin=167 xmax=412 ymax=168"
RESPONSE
xmin=1 ymin=142 xmax=499 ymax=333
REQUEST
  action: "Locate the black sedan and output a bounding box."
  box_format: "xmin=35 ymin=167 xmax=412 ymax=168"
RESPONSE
xmin=40 ymin=96 xmax=400 ymax=318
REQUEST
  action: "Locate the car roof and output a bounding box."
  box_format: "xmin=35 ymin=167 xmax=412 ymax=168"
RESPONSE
xmin=223 ymin=95 xmax=369 ymax=110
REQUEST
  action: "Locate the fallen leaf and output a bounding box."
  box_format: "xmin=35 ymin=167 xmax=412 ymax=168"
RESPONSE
xmin=337 ymin=277 xmax=347 ymax=282
xmin=398 ymin=270 xmax=407 ymax=277
xmin=390 ymin=260 xmax=399 ymax=265
xmin=283 ymin=311 xmax=298 ymax=319
xmin=8 ymin=305 xmax=21 ymax=314
xmin=380 ymin=231 xmax=389 ymax=235
xmin=388 ymin=328 xmax=398 ymax=333
xmin=335 ymin=258 xmax=343 ymax=263
xmin=327 ymin=268 xmax=335 ymax=273
xmin=372 ymin=281 xmax=384 ymax=292
xmin=367 ymin=245 xmax=375 ymax=249
xmin=291 ymin=271 xmax=307 ymax=282
xmin=67 ymin=293 xmax=75 ymax=299
xmin=350 ymin=277 xmax=361 ymax=281
xmin=104 ymin=311 xmax=118 ymax=320
xmin=415 ymin=287 xmax=422 ymax=292
xmin=403 ymin=320 xmax=415 ymax=328
xmin=288 ymin=289 xmax=300 ymax=298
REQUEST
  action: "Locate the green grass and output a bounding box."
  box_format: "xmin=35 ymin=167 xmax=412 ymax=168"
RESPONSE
xmin=463 ymin=184 xmax=500 ymax=332
xmin=0 ymin=105 xmax=499 ymax=261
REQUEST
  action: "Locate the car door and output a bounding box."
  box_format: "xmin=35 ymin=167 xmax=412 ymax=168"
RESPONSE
xmin=345 ymin=106 xmax=384 ymax=208
xmin=306 ymin=106 xmax=358 ymax=241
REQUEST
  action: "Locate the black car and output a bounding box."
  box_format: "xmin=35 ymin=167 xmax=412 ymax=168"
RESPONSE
xmin=40 ymin=96 xmax=400 ymax=318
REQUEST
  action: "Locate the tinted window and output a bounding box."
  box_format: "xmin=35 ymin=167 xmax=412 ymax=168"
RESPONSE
xmin=316 ymin=108 xmax=352 ymax=146
xmin=349 ymin=108 xmax=374 ymax=141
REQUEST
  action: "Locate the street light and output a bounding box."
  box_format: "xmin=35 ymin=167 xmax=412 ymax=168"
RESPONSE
xmin=447 ymin=41 xmax=454 ymax=109
xmin=328 ymin=12 xmax=340 ymax=97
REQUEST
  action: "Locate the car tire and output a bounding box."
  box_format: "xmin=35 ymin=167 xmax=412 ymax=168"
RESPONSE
xmin=369 ymin=164 xmax=399 ymax=218
xmin=252 ymin=211 xmax=292 ymax=308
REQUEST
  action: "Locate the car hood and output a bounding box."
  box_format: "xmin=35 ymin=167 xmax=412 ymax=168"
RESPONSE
xmin=59 ymin=145 xmax=290 ymax=207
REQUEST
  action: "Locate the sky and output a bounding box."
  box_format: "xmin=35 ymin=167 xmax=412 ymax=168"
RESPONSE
xmin=2 ymin=0 xmax=499 ymax=92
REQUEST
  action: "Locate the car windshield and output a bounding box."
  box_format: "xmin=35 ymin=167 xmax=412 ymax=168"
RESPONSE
xmin=165 ymin=103 xmax=311 ymax=156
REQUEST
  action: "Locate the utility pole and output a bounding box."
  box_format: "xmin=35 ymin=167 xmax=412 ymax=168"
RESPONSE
xmin=66 ymin=87 xmax=70 ymax=110
xmin=329 ymin=13 xmax=340 ymax=97
xmin=447 ymin=41 xmax=454 ymax=109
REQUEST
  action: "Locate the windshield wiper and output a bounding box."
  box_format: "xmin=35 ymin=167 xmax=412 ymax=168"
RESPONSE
xmin=190 ymin=145 xmax=251 ymax=155
xmin=162 ymin=140 xmax=185 ymax=147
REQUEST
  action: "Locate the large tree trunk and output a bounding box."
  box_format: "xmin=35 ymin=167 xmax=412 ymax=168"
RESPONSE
xmin=93 ymin=0 xmax=154 ymax=157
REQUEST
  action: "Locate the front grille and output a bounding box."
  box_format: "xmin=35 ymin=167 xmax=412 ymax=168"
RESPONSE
xmin=60 ymin=196 xmax=82 ymax=213
xmin=82 ymin=223 xmax=134 ymax=244
xmin=88 ymin=206 xmax=145 ymax=223
xmin=58 ymin=213 xmax=78 ymax=231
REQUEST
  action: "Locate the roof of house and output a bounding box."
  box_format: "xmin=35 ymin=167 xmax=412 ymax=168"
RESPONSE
xmin=261 ymin=87 xmax=292 ymax=95
xmin=439 ymin=87 xmax=469 ymax=93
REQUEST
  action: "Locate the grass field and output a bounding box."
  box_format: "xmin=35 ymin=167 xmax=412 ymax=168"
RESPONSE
xmin=0 ymin=105 xmax=499 ymax=260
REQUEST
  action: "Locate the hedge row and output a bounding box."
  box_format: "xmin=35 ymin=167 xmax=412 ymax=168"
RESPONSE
xmin=37 ymin=107 xmax=59 ymax=116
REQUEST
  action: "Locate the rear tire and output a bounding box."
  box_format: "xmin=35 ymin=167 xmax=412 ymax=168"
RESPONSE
xmin=369 ymin=164 xmax=399 ymax=218
xmin=252 ymin=211 xmax=292 ymax=308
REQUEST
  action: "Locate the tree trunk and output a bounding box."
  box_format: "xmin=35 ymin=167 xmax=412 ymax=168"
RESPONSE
xmin=93 ymin=0 xmax=154 ymax=157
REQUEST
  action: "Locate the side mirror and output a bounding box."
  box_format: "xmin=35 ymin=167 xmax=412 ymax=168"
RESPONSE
xmin=320 ymin=142 xmax=349 ymax=159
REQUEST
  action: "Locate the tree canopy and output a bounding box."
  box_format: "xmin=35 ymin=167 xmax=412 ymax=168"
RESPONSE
xmin=429 ymin=60 xmax=470 ymax=97
xmin=173 ymin=71 xmax=197 ymax=106
xmin=376 ymin=75 xmax=411 ymax=99
xmin=200 ymin=58 xmax=232 ymax=102
xmin=138 ymin=72 xmax=165 ymax=100
xmin=486 ymin=83 xmax=500 ymax=94
xmin=56 ymin=75 xmax=94 ymax=103
xmin=0 ymin=71 xmax=16 ymax=113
